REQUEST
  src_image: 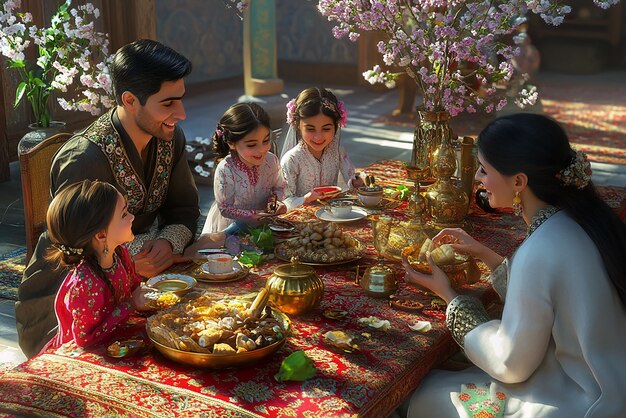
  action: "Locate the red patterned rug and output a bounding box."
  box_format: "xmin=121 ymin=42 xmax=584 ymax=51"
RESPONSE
xmin=372 ymin=79 xmax=626 ymax=165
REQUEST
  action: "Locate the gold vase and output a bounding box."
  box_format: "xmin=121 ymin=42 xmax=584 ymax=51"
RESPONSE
xmin=408 ymin=109 xmax=454 ymax=182
xmin=426 ymin=120 xmax=470 ymax=231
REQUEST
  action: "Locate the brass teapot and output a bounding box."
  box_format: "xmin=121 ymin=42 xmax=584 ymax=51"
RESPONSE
xmin=266 ymin=257 xmax=324 ymax=316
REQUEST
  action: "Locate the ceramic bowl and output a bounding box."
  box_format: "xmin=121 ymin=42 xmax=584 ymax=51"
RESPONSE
xmin=357 ymin=186 xmax=383 ymax=207
xmin=146 ymin=274 xmax=196 ymax=297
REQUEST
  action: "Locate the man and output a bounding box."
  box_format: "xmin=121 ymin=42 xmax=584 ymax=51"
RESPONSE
xmin=16 ymin=39 xmax=201 ymax=357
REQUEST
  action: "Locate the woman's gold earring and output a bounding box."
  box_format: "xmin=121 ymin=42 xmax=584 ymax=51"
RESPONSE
xmin=103 ymin=242 xmax=109 ymax=256
xmin=512 ymin=191 xmax=523 ymax=216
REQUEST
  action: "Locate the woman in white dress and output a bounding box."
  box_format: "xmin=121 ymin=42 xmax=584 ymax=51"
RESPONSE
xmin=401 ymin=113 xmax=626 ymax=417
xmin=202 ymin=103 xmax=286 ymax=234
xmin=280 ymin=87 xmax=364 ymax=209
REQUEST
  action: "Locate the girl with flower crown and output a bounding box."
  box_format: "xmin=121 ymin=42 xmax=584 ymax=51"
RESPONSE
xmin=202 ymin=103 xmax=287 ymax=234
xmin=280 ymin=87 xmax=364 ymax=208
xmin=42 ymin=180 xmax=150 ymax=352
xmin=398 ymin=114 xmax=626 ymax=417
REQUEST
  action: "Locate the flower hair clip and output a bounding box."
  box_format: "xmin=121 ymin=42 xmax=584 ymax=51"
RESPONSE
xmin=286 ymin=98 xmax=297 ymax=126
xmin=54 ymin=243 xmax=84 ymax=256
xmin=215 ymin=126 xmax=225 ymax=139
xmin=556 ymin=150 xmax=592 ymax=189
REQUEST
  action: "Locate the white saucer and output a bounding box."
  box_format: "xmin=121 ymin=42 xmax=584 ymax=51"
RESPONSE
xmin=315 ymin=207 xmax=368 ymax=223
xmin=200 ymin=261 xmax=243 ymax=279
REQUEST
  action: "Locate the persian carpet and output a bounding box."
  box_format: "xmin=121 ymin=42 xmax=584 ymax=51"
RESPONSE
xmin=372 ymin=80 xmax=626 ymax=165
xmin=0 ymin=247 xmax=26 ymax=301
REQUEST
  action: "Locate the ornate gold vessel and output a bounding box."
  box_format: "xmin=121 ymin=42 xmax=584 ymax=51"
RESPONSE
xmin=383 ymin=182 xmax=430 ymax=260
xmin=410 ymin=109 xmax=454 ymax=182
xmin=266 ymin=257 xmax=324 ymax=315
xmin=402 ymin=245 xmax=481 ymax=290
xmin=426 ymin=129 xmax=470 ymax=231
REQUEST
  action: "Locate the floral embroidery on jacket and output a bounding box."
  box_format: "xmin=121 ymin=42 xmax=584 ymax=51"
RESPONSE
xmin=82 ymin=110 xmax=174 ymax=214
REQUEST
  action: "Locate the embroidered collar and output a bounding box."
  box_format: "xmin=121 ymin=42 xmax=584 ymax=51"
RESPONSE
xmin=527 ymin=206 xmax=560 ymax=237
xmin=232 ymin=153 xmax=259 ymax=186
xmin=102 ymin=253 xmax=120 ymax=274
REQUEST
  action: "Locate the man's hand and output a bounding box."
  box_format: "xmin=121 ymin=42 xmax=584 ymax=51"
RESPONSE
xmin=134 ymin=239 xmax=174 ymax=277
xmin=179 ymin=232 xmax=226 ymax=261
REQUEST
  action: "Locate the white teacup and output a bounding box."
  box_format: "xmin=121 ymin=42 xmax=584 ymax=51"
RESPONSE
xmin=206 ymin=254 xmax=234 ymax=274
xmin=326 ymin=199 xmax=352 ymax=218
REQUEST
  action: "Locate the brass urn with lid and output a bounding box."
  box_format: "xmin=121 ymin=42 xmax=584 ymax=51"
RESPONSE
xmin=266 ymin=257 xmax=324 ymax=316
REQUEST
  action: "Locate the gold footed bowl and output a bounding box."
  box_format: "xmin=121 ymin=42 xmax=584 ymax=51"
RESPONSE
xmin=402 ymin=245 xmax=481 ymax=288
xmin=148 ymin=309 xmax=290 ymax=369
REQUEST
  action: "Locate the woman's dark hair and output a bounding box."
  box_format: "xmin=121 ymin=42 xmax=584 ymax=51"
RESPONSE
xmin=477 ymin=113 xmax=626 ymax=303
xmin=292 ymin=87 xmax=342 ymax=131
xmin=46 ymin=180 xmax=121 ymax=299
xmin=212 ymin=102 xmax=271 ymax=159
xmin=110 ymin=39 xmax=192 ymax=105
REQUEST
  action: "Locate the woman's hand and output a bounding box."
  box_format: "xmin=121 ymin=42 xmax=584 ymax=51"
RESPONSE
xmin=401 ymin=253 xmax=457 ymax=304
xmin=433 ymin=228 xmax=504 ymax=271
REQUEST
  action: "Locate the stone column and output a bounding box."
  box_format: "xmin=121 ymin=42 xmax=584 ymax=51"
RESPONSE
xmin=241 ymin=0 xmax=287 ymax=133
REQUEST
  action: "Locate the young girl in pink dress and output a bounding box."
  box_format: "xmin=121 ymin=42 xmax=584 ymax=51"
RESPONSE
xmin=202 ymin=103 xmax=287 ymax=234
xmin=43 ymin=180 xmax=147 ymax=351
xmin=280 ymin=87 xmax=364 ymax=209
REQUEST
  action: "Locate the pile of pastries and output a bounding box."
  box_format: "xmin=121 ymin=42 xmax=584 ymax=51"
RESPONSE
xmin=276 ymin=221 xmax=362 ymax=263
xmin=403 ymin=238 xmax=469 ymax=272
xmin=146 ymin=292 xmax=285 ymax=354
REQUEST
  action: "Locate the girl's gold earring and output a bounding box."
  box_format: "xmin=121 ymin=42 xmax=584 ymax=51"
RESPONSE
xmin=103 ymin=242 xmax=109 ymax=256
xmin=512 ymin=191 xmax=523 ymax=216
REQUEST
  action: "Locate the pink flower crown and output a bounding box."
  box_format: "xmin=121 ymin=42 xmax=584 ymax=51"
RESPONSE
xmin=286 ymin=97 xmax=348 ymax=128
xmin=555 ymin=150 xmax=592 ymax=189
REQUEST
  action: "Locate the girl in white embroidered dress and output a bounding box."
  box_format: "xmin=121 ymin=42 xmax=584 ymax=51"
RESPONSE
xmin=202 ymin=103 xmax=287 ymax=234
xmin=280 ymin=87 xmax=364 ymax=209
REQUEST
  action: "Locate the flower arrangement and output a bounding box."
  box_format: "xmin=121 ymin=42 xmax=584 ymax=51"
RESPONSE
xmin=318 ymin=0 xmax=620 ymax=116
xmin=0 ymin=0 xmax=113 ymax=128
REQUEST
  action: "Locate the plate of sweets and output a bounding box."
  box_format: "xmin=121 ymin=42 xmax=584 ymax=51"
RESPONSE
xmin=275 ymin=221 xmax=363 ymax=265
xmin=146 ymin=289 xmax=290 ymax=368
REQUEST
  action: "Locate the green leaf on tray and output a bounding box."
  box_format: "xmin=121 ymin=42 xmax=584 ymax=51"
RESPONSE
xmin=248 ymin=225 xmax=274 ymax=251
xmin=396 ymin=184 xmax=410 ymax=200
xmin=274 ymin=350 xmax=317 ymax=382
xmin=238 ymin=250 xmax=263 ymax=267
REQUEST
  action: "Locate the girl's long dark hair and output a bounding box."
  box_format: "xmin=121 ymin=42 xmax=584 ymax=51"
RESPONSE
xmin=46 ymin=180 xmax=121 ymax=300
xmin=212 ymin=102 xmax=271 ymax=159
xmin=477 ymin=113 xmax=626 ymax=303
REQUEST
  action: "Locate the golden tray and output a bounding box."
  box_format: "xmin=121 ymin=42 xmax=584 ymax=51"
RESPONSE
xmin=274 ymin=238 xmax=364 ymax=266
xmin=148 ymin=309 xmax=290 ymax=369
